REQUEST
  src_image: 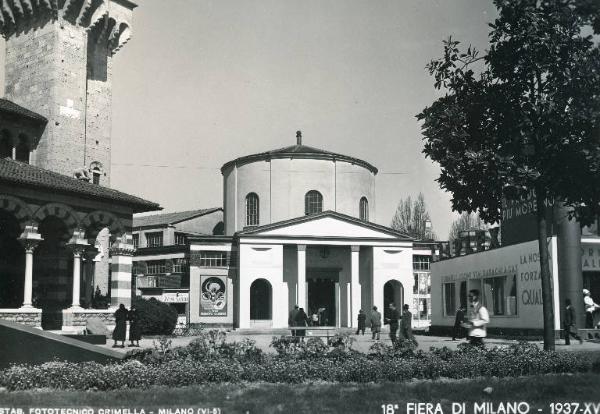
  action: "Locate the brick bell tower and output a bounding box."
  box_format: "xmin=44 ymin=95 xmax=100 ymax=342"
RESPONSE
xmin=1 ymin=0 xmax=137 ymax=186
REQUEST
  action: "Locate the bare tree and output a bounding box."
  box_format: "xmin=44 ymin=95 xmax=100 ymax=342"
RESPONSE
xmin=390 ymin=193 xmax=435 ymax=240
xmin=447 ymin=212 xmax=487 ymax=244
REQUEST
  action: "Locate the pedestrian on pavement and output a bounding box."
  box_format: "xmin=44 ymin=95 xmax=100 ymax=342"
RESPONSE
xmin=370 ymin=306 xmax=382 ymax=340
xmin=112 ymin=303 xmax=128 ymax=348
xmin=384 ymin=303 xmax=401 ymax=345
xmin=452 ymin=305 xmax=465 ymax=341
xmin=128 ymin=304 xmax=142 ymax=347
xmin=288 ymin=305 xmax=299 ymax=337
xmin=400 ymin=304 xmax=417 ymax=345
xmin=461 ymin=289 xmax=489 ymax=347
xmin=564 ymin=298 xmax=583 ymax=345
xmin=294 ymin=307 xmax=309 ymax=341
xmin=583 ymin=289 xmax=599 ymax=329
xmin=356 ymin=309 xmax=366 ymax=335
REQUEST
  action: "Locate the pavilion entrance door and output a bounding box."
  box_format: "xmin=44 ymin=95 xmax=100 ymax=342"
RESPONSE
xmin=307 ymin=270 xmax=338 ymax=327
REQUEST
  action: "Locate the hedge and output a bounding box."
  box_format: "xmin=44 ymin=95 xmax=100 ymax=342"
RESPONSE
xmin=0 ymin=338 xmax=596 ymax=391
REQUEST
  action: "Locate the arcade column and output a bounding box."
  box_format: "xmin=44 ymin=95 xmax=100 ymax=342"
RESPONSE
xmin=18 ymin=225 xmax=43 ymax=309
xmin=109 ymin=234 xmax=136 ymax=308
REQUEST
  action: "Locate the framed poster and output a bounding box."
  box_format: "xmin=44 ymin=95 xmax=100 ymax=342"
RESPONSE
xmin=200 ymin=275 xmax=227 ymax=316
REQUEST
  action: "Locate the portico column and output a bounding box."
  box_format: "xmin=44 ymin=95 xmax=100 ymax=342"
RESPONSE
xmin=67 ymin=229 xmax=89 ymax=310
xmin=18 ymin=226 xmax=43 ymax=308
xmin=109 ymin=234 xmax=136 ymax=308
xmin=297 ymin=244 xmax=306 ymax=309
xmin=83 ymin=248 xmax=99 ymax=307
xmin=350 ymin=245 xmax=361 ymax=328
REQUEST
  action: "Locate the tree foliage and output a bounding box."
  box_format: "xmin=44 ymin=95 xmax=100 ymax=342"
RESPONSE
xmin=418 ymin=0 xmax=600 ymax=350
xmin=390 ymin=193 xmax=435 ymax=240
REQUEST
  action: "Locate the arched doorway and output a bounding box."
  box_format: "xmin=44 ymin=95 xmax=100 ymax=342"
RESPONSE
xmin=250 ymin=278 xmax=272 ymax=320
xmin=0 ymin=210 xmax=25 ymax=308
xmin=383 ymin=280 xmax=403 ymax=319
xmin=35 ymin=216 xmax=73 ymax=329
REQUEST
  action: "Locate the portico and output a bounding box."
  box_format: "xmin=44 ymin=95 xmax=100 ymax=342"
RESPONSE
xmin=235 ymin=211 xmax=414 ymax=329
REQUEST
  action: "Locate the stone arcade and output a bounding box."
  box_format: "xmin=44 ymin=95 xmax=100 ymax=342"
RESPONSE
xmin=0 ymin=0 xmax=160 ymax=331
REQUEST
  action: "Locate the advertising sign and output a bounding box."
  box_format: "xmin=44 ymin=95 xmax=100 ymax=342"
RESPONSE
xmin=200 ymin=275 xmax=227 ymax=316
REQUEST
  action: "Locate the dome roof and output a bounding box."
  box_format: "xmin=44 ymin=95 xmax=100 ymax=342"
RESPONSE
xmin=221 ymin=134 xmax=378 ymax=174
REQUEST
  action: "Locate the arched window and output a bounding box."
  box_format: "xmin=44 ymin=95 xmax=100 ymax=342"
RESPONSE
xmin=246 ymin=193 xmax=259 ymax=226
xmin=15 ymin=136 xmax=29 ymax=163
xmin=359 ymin=197 xmax=369 ymax=221
xmin=305 ymin=190 xmax=323 ymax=215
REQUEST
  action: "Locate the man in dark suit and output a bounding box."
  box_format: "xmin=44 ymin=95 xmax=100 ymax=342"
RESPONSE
xmin=452 ymin=306 xmax=465 ymax=341
xmin=385 ymin=303 xmax=401 ymax=345
xmin=564 ymin=298 xmax=583 ymax=345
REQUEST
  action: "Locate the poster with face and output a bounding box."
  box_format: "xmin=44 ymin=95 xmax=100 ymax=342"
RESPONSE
xmin=200 ymin=275 xmax=227 ymax=316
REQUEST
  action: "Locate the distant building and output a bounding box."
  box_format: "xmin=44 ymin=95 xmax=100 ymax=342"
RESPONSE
xmin=149 ymin=132 xmax=439 ymax=330
xmin=131 ymin=208 xmax=223 ymax=326
xmin=430 ymin=193 xmax=600 ymax=337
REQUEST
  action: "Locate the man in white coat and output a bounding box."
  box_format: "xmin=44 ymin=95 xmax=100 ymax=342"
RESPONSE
xmin=462 ymin=289 xmax=490 ymax=347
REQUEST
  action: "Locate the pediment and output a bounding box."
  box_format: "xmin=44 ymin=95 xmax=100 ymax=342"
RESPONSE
xmin=241 ymin=212 xmax=409 ymax=240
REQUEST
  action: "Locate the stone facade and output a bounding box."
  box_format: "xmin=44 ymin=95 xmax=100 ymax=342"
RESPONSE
xmin=0 ymin=309 xmax=42 ymax=328
xmin=2 ymin=0 xmax=135 ymax=185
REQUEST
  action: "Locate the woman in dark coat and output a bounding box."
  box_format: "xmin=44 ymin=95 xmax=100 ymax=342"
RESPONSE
xmin=112 ymin=303 xmax=128 ymax=348
xmin=128 ymin=304 xmax=142 ymax=347
xmin=294 ymin=307 xmax=309 ymax=341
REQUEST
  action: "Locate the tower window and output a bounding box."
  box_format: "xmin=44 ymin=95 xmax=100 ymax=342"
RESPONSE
xmin=305 ymin=190 xmax=323 ymax=215
xmin=360 ymin=197 xmax=369 ymax=221
xmin=246 ymin=193 xmax=259 ymax=226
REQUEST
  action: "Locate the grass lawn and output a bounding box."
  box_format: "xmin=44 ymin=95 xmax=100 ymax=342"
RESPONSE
xmin=2 ymin=374 xmax=600 ymax=414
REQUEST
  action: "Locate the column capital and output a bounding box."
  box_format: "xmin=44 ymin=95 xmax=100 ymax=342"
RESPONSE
xmin=18 ymin=225 xmax=43 ymax=252
xmin=351 ymin=245 xmax=361 ymax=253
xmin=297 ymin=244 xmax=306 ymax=252
xmin=110 ymin=233 xmax=135 ymax=256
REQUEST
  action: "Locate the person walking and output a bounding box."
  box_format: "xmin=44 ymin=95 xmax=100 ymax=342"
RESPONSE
xmin=564 ymin=298 xmax=583 ymax=345
xmin=461 ymin=289 xmax=489 ymax=347
xmin=356 ymin=309 xmax=366 ymax=335
xmin=583 ymin=289 xmax=599 ymax=329
xmin=370 ymin=306 xmax=382 ymax=340
xmin=112 ymin=303 xmax=128 ymax=348
xmin=294 ymin=307 xmax=309 ymax=341
xmin=288 ymin=305 xmax=299 ymax=337
xmin=385 ymin=303 xmax=401 ymax=345
xmin=452 ymin=305 xmax=465 ymax=341
xmin=128 ymin=304 xmax=142 ymax=347
xmin=400 ymin=304 xmax=417 ymax=345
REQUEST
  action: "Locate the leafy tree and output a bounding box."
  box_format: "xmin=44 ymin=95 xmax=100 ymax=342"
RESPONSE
xmin=418 ymin=1 xmax=600 ymax=350
xmin=390 ymin=193 xmax=435 ymax=240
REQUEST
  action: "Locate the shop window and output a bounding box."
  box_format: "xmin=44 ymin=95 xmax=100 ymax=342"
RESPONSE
xmin=146 ymin=232 xmax=163 ymax=247
xmin=444 ymin=282 xmax=456 ymax=316
xmin=359 ymin=197 xmax=369 ymax=221
xmin=246 ymin=193 xmax=259 ymax=226
xmin=305 ymin=190 xmax=323 ymax=215
xmin=483 ymin=275 xmax=518 ymax=316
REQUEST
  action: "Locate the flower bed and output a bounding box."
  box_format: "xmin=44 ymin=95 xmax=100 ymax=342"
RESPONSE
xmin=0 ymin=333 xmax=596 ymax=391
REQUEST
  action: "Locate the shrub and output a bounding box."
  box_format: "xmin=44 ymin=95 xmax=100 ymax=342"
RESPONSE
xmin=133 ymin=297 xmax=178 ymax=335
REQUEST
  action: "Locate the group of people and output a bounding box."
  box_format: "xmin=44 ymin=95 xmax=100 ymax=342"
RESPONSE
xmin=112 ymin=303 xmax=142 ymax=348
xmin=563 ymin=289 xmax=600 ymax=345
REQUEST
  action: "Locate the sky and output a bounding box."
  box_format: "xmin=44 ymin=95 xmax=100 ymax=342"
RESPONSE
xmin=5 ymin=0 xmax=499 ymax=238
